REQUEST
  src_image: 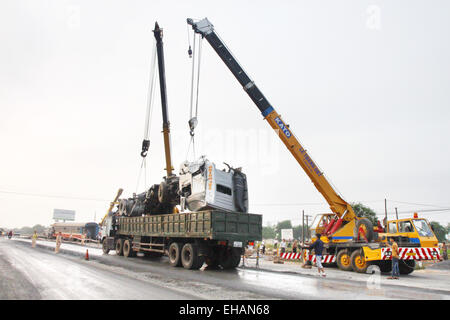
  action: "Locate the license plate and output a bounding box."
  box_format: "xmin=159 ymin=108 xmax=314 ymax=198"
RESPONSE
xmin=233 ymin=241 xmax=242 ymax=248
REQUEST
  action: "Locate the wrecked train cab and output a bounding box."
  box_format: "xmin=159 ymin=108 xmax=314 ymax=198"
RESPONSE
xmin=179 ymin=156 xmax=248 ymax=213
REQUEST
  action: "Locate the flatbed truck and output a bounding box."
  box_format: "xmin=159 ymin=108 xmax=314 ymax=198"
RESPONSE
xmin=102 ymin=210 xmax=262 ymax=269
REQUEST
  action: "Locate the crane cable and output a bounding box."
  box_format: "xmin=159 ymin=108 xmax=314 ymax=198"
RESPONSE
xmin=136 ymin=38 xmax=158 ymax=193
xmin=186 ymin=32 xmax=203 ymax=160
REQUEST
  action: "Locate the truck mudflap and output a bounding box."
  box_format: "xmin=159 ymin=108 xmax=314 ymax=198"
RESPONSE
xmin=380 ymin=247 xmax=441 ymax=261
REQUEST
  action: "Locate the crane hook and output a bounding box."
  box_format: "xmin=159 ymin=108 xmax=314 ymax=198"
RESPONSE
xmin=188 ymin=117 xmax=198 ymax=136
xmin=141 ymin=139 xmax=150 ymax=158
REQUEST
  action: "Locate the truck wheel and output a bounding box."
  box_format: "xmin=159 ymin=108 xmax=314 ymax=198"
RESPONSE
xmin=336 ymin=250 xmax=353 ymax=271
xmin=181 ymin=243 xmax=203 ymax=270
xmin=168 ymin=242 xmax=182 ymax=267
xmin=399 ymin=260 xmax=415 ymax=275
xmin=350 ymin=250 xmax=370 ymax=273
xmin=123 ymin=239 xmax=136 ymax=258
xmin=115 ymin=239 xmax=124 ymax=256
xmin=158 ymin=181 xmax=169 ymax=204
xmin=219 ymin=247 xmax=242 ymax=269
xmin=102 ymin=238 xmax=110 ymax=254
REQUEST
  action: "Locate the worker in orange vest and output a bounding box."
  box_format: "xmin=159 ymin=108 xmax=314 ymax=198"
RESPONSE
xmin=387 ymin=237 xmax=400 ymax=279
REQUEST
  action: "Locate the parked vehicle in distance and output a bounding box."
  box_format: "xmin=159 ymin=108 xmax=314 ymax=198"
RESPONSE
xmin=49 ymin=222 xmax=99 ymax=241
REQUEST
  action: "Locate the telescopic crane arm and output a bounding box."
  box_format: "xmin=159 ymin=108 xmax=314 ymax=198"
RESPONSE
xmin=99 ymin=188 xmax=123 ymax=226
xmin=154 ymin=22 xmax=175 ymax=177
xmin=187 ymin=18 xmax=356 ymax=222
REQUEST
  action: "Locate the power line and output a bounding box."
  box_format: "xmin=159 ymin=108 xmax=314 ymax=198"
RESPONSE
xmin=387 ymin=199 xmax=450 ymax=209
xmin=252 ymin=199 xmax=385 ymax=207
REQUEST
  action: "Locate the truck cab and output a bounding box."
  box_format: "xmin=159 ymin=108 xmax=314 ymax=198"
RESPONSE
xmin=383 ymin=216 xmax=438 ymax=248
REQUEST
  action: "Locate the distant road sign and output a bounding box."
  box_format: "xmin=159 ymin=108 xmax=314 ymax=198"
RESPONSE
xmin=281 ymin=228 xmax=293 ymax=241
xmin=53 ymin=209 xmax=75 ymax=221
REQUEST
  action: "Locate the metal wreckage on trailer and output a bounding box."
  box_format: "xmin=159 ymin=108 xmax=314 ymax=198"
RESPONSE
xmin=99 ymin=22 xmax=261 ymax=271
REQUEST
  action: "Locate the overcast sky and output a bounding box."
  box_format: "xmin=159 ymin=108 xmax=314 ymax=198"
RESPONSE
xmin=1 ymin=0 xmax=449 ymax=229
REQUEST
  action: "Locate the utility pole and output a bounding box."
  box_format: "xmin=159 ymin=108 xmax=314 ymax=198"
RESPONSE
xmin=305 ymin=214 xmax=313 ymax=241
xmin=302 ymin=210 xmax=305 ymax=245
xmin=384 ymin=198 xmax=388 ymax=224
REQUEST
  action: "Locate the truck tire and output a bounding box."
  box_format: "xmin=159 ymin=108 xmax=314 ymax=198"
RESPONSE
xmin=399 ymin=260 xmax=415 ymax=275
xmin=102 ymin=238 xmax=110 ymax=254
xmin=181 ymin=243 xmax=203 ymax=270
xmin=115 ymin=239 xmax=124 ymax=256
xmin=350 ymin=250 xmax=371 ymax=273
xmin=219 ymin=247 xmax=242 ymax=269
xmin=168 ymin=242 xmax=182 ymax=267
xmin=336 ymin=250 xmax=353 ymax=271
xmin=123 ymin=239 xmax=136 ymax=258
xmin=354 ymin=218 xmax=374 ymax=242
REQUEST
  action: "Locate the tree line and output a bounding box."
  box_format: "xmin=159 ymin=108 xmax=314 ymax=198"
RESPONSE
xmin=263 ymin=203 xmax=449 ymax=242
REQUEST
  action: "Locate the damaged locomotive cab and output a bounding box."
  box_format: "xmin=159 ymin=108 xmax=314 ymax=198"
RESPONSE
xmin=179 ymin=156 xmax=248 ymax=213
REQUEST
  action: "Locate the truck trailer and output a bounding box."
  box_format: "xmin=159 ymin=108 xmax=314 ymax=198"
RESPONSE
xmin=102 ymin=209 xmax=262 ymax=270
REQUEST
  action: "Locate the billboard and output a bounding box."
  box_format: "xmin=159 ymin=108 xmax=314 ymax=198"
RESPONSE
xmin=53 ymin=209 xmax=75 ymax=221
xmin=281 ymin=228 xmax=293 ymax=241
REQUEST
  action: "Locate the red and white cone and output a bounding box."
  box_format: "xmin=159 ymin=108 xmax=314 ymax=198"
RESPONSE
xmin=85 ymin=249 xmax=89 ymax=261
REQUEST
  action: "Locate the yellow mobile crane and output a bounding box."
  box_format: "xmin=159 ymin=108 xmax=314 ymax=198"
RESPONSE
xmin=187 ymin=18 xmax=441 ymax=274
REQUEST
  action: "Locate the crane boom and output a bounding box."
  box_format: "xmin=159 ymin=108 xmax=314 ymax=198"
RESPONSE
xmin=99 ymin=188 xmax=123 ymax=226
xmin=154 ymin=22 xmax=175 ymax=177
xmin=187 ymin=18 xmax=356 ymax=221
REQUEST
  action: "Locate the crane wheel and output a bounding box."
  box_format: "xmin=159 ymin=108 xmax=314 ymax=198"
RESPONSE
xmin=336 ymin=250 xmax=353 ymax=271
xmin=399 ymin=260 xmax=415 ymax=275
xmin=123 ymin=239 xmax=136 ymax=257
xmin=168 ymin=242 xmax=182 ymax=267
xmin=115 ymin=239 xmax=124 ymax=256
xmin=350 ymin=250 xmax=370 ymax=273
xmin=354 ymin=218 xmax=374 ymax=242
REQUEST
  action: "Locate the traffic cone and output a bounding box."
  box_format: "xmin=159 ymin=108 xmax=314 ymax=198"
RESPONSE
xmin=85 ymin=249 xmax=89 ymax=261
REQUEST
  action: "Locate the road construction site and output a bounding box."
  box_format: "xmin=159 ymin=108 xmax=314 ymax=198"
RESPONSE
xmin=1 ymin=14 xmax=448 ymax=302
xmin=2 ymin=237 xmax=448 ymax=300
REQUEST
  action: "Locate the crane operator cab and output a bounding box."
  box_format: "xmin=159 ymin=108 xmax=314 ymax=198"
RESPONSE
xmin=178 ymin=156 xmax=248 ymax=213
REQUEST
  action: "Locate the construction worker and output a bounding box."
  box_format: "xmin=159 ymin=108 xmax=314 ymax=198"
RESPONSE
xmin=308 ymin=233 xmax=326 ymax=277
xmin=292 ymin=240 xmax=298 ymax=253
xmin=442 ymin=242 xmax=448 ymax=261
xmin=8 ymin=230 xmax=12 ymax=239
xmin=387 ymin=237 xmax=400 ymax=279
xmin=31 ymin=230 xmax=38 ymax=248
xmin=81 ymin=232 xmax=86 ymax=246
xmin=55 ymin=232 xmax=62 ymax=253
xmin=280 ymin=239 xmax=286 ymax=254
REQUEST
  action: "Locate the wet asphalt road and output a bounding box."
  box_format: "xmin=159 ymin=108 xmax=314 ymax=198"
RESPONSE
xmin=1 ymin=238 xmax=449 ymax=300
xmin=0 ymin=238 xmax=198 ymax=299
